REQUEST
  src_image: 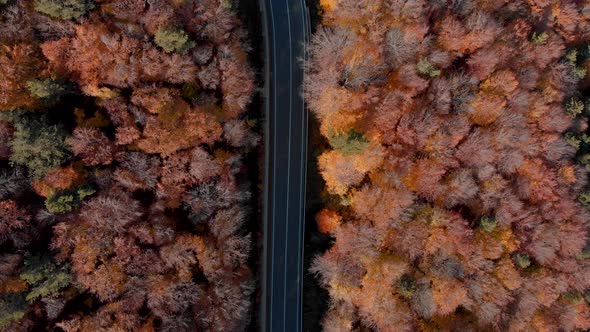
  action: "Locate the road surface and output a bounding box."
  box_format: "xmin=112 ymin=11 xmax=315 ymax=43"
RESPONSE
xmin=260 ymin=0 xmax=310 ymax=331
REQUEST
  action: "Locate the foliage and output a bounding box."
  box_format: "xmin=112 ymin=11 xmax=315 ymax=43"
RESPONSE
xmin=580 ymin=192 xmax=590 ymax=209
xmin=0 ymin=168 xmax=27 ymax=200
xmin=530 ymin=31 xmax=549 ymax=45
xmin=0 ymin=200 xmax=31 ymax=244
xmin=565 ymin=49 xmax=587 ymax=80
xmin=33 ymin=0 xmax=94 ymax=20
xmin=565 ymin=132 xmax=582 ymax=150
xmin=396 ymin=274 xmax=416 ymax=298
xmin=45 ymin=185 xmax=95 ymax=213
xmin=67 ymin=127 xmax=113 ymax=166
xmin=0 ymin=0 xmax=258 ymax=329
xmin=0 ymin=294 xmax=26 ymax=329
xmin=416 ymin=58 xmax=441 ymax=78
xmin=9 ymin=114 xmax=69 ymax=179
xmin=565 ymin=98 xmax=585 ymax=118
xmin=307 ymin=0 xmax=590 ymax=330
xmin=479 ymin=216 xmax=496 ymax=232
xmin=514 ymin=253 xmax=531 ymax=269
xmin=328 ymin=130 xmax=369 ymax=155
xmin=0 ymin=44 xmax=45 ymax=112
xmin=154 ymin=26 xmax=196 ymax=54
xmin=19 ymin=253 xmax=72 ymax=303
xmin=26 ymin=79 xmax=67 ymax=101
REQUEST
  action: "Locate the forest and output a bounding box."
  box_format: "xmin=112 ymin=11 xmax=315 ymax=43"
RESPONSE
xmin=0 ymin=0 xmax=259 ymax=331
xmin=307 ymin=0 xmax=590 ymax=331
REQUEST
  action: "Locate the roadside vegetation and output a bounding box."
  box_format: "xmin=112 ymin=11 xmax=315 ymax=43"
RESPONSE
xmin=0 ymin=0 xmax=259 ymax=330
xmin=307 ymin=0 xmax=590 ymax=330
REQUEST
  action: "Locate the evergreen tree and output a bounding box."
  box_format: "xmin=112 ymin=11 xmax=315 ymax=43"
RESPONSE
xmin=9 ymin=114 xmax=69 ymax=179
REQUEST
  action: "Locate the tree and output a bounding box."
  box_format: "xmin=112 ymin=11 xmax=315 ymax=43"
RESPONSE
xmin=318 ymin=150 xmax=365 ymax=195
xmin=0 ymin=294 xmax=26 ymax=329
xmin=0 ymin=200 xmax=30 ymax=244
xmin=45 ymin=185 xmax=95 ymax=213
xmin=33 ymin=0 xmax=94 ymax=20
xmin=0 ymin=168 xmax=27 ymax=200
xmin=154 ymin=26 xmax=196 ymax=54
xmin=328 ymin=130 xmax=370 ymax=155
xmin=189 ymin=147 xmax=221 ymax=183
xmin=137 ymin=102 xmax=223 ymax=156
xmin=219 ymin=41 xmax=256 ymax=118
xmin=416 ymin=58 xmax=441 ymax=78
xmin=113 ymin=152 xmax=160 ymax=191
xmin=41 ymin=23 xmax=198 ymax=90
xmin=0 ymin=44 xmax=44 ymax=112
xmin=67 ymin=127 xmax=113 ymax=166
xmin=19 ymin=253 xmax=72 ymax=303
xmin=9 ymin=114 xmax=69 ymax=179
xmin=26 ymin=79 xmax=68 ymax=101
xmin=316 ymin=209 xmax=342 ymax=234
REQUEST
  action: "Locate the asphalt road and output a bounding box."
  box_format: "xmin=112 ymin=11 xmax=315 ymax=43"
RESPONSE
xmin=260 ymin=0 xmax=310 ymax=331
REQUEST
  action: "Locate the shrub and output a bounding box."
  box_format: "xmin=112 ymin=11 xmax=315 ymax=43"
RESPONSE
xmin=33 ymin=0 xmax=94 ymax=20
xmin=154 ymin=26 xmax=195 ymax=54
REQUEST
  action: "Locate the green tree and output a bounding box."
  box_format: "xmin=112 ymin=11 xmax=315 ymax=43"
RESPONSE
xmin=565 ymin=98 xmax=585 ymax=118
xmin=26 ymin=79 xmax=68 ymax=101
xmin=565 ymin=49 xmax=587 ymax=79
xmin=479 ymin=216 xmax=496 ymax=232
xmin=45 ymin=185 xmax=95 ymax=213
xmin=154 ymin=26 xmax=196 ymax=54
xmin=396 ymin=274 xmax=417 ymax=298
xmin=514 ymin=253 xmax=531 ymax=269
xmin=416 ymin=58 xmax=441 ymax=78
xmin=530 ymin=31 xmax=549 ymax=45
xmin=9 ymin=115 xmax=70 ymax=179
xmin=19 ymin=253 xmax=72 ymax=303
xmin=328 ymin=130 xmax=370 ymax=155
xmin=561 ymin=290 xmax=584 ymax=304
xmin=0 ymin=294 xmax=26 ymax=329
xmin=580 ymin=192 xmax=590 ymax=209
xmin=33 ymin=0 xmax=94 ymax=20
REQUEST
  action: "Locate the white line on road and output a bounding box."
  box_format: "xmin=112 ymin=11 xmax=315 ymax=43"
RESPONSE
xmin=269 ymin=0 xmax=277 ymax=329
xmin=297 ymin=1 xmax=307 ymax=331
xmin=283 ymin=0 xmax=294 ymax=329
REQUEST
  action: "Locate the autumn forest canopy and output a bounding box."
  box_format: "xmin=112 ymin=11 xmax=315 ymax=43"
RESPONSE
xmin=0 ymin=0 xmax=258 ymax=330
xmin=1 ymin=0 xmax=590 ymax=331
xmin=308 ymin=0 xmax=590 ymax=331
